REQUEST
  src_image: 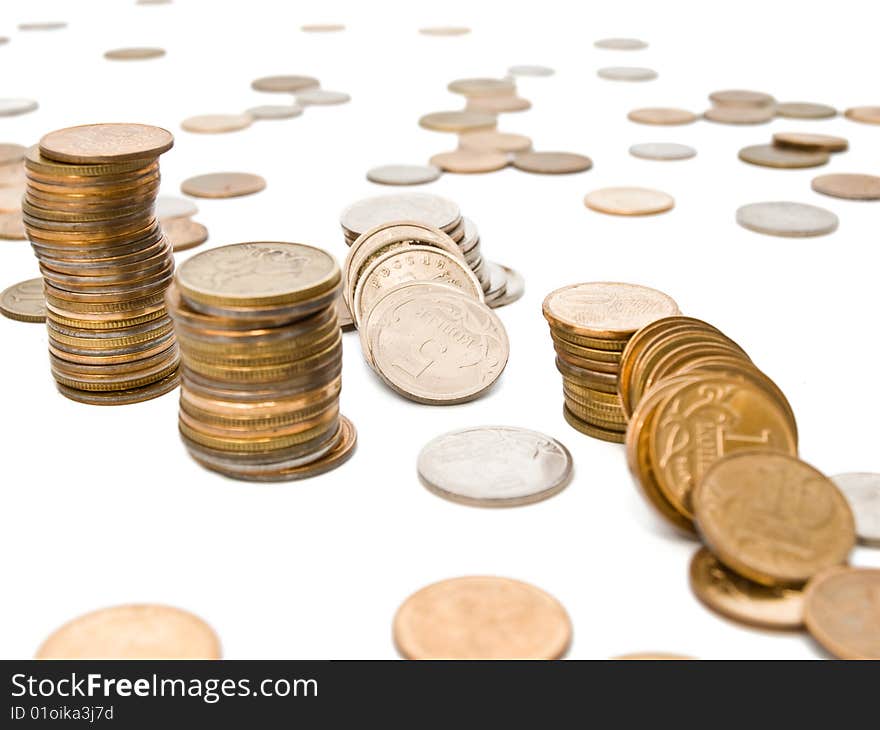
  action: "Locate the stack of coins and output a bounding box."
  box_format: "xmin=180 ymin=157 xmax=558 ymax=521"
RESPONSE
xmin=165 ymin=241 xmax=356 ymax=481
xmin=342 ymin=222 xmax=509 ymax=404
xmin=542 ymin=282 xmax=680 ymax=443
xmin=737 ymin=131 xmax=848 ymax=170
xmin=24 ymin=123 xmax=180 ymax=404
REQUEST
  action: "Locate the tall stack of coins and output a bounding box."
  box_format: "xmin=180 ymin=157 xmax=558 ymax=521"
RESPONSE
xmin=24 ymin=123 xmax=179 ymax=404
xmin=165 ymin=242 xmax=356 ymax=481
xmin=542 ymin=282 xmax=680 ymax=443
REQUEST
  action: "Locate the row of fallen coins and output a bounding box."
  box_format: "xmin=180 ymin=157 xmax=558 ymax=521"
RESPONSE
xmin=166 ymin=242 xmax=356 ymax=481
xmin=156 ymin=195 xmax=209 ymax=252
xmin=542 ymin=283 xmax=681 ymax=443
xmin=24 ymin=123 xmax=181 ymax=405
xmin=739 ymin=131 xmax=848 ymax=170
xmin=0 ymin=143 xmax=26 ymax=240
xmin=339 ymin=192 xmax=524 ymax=308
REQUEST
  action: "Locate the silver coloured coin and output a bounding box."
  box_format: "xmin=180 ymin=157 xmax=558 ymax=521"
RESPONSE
xmin=597 ymin=66 xmax=657 ymax=82
xmin=507 ymin=65 xmax=555 ymax=77
xmin=629 ymin=142 xmax=696 ymax=161
xmin=0 ymin=98 xmax=38 ymax=117
xmin=296 ymin=89 xmax=351 ymax=106
xmin=831 ymin=473 xmax=880 ymax=546
xmin=156 ymin=195 xmax=198 ymax=221
xmin=490 ymin=265 xmax=524 ymax=308
xmin=366 ymin=164 xmax=442 ymax=186
xmin=245 ymin=104 xmax=303 ymax=120
xmin=340 ymin=193 xmax=460 ymax=237
xmin=594 ymin=37 xmax=648 ymax=50
xmin=735 ymin=201 xmax=838 ymax=238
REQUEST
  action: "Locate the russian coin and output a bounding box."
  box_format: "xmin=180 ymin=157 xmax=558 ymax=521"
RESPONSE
xmin=628 ymin=107 xmax=698 ymax=125
xmin=164 ymin=218 xmax=208 ymax=252
xmin=584 ymin=187 xmax=674 ymax=216
xmin=508 ymin=64 xmax=554 ymax=77
xmin=736 ymin=201 xmax=838 ymax=238
xmin=180 ymin=172 xmax=266 ymax=199
xmin=811 ymin=173 xmax=880 ymax=200
xmin=39 ymin=123 xmax=173 ymax=163
xmin=776 ymin=102 xmax=837 ymax=119
xmin=738 ymin=144 xmax=829 ymax=169
xmin=393 ymin=576 xmax=571 ymax=659
xmin=429 ymin=148 xmax=509 ymax=174
xmin=419 ymin=111 xmax=497 ymax=133
xmin=830 ymin=473 xmax=880 ymax=546
xmin=629 ymin=142 xmax=696 ymax=161
xmin=804 ymin=567 xmax=880 ymax=659
xmin=459 ymin=130 xmax=532 ymax=153
xmin=709 ymin=89 xmax=775 ymax=107
xmin=251 ymin=75 xmax=319 ymax=93
xmin=300 ymin=23 xmax=345 ymax=32
xmin=772 ymin=132 xmax=848 ymax=153
xmin=844 ymin=106 xmax=880 ymax=125
xmin=448 ymin=77 xmax=516 ymax=97
xmin=35 ymin=604 xmax=221 ymax=659
xmin=466 ymin=96 xmax=531 ymax=113
xmin=156 ymin=195 xmax=198 ymax=221
xmin=419 ymin=26 xmax=471 ymax=36
xmin=296 ymin=89 xmax=350 ymax=106
xmin=366 ymin=164 xmax=441 ymax=186
xmin=181 ymin=113 xmax=253 ymax=134
xmin=335 ymin=295 xmax=354 ymax=330
xmin=490 ymin=265 xmax=524 ymax=308
xmin=18 ymin=21 xmax=67 ymax=31
xmin=595 ymin=37 xmax=648 ymax=50
xmin=689 ymin=548 xmax=805 ymax=629
xmin=104 ymin=47 xmax=166 ymax=60
xmin=513 ymin=151 xmax=592 ymax=174
xmin=0 ymin=278 xmax=46 ymax=322
xmin=598 ymin=66 xmax=657 ymax=81
xmin=704 ymin=106 xmax=774 ymax=124
xmin=0 ymin=210 xmax=25 ymax=240
xmin=340 ymin=193 xmax=460 ymax=237
xmin=694 ymin=452 xmax=855 ymax=586
xmin=245 ymin=104 xmax=303 ymax=120
xmin=0 ymin=98 xmax=39 ymax=117
xmin=417 ymin=426 xmax=572 ymax=507
xmin=0 ymin=143 xmax=27 ymax=166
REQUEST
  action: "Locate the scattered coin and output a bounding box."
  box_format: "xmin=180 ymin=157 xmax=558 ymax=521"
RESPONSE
xmin=366 ymin=164 xmax=442 ymax=186
xmin=513 ymin=151 xmax=592 ymax=174
xmin=0 ymin=186 xmax=23 ymax=212
xmin=0 ymin=162 xmax=25 ymax=187
xmin=613 ymin=653 xmax=695 ymax=660
xmin=296 ymin=89 xmax=351 ymax=106
xmin=595 ymin=37 xmax=648 ymax=50
xmin=508 ymin=64 xmax=554 ymax=77
xmin=629 ymin=142 xmax=696 ymax=161
xmin=709 ymin=89 xmax=775 ymax=107
xmin=738 ymin=144 xmax=829 ymax=169
xmin=335 ymin=295 xmax=354 ymax=330
xmin=811 ymin=173 xmax=880 ymax=201
xmin=251 ymin=75 xmax=320 ymax=93
xmin=830 ymin=473 xmax=880 ymax=546
xmin=35 ymin=604 xmax=221 ymax=659
xmin=627 ymin=107 xmax=698 ymax=125
xmin=704 ymin=106 xmax=775 ymax=125
xmin=598 ymin=66 xmax=657 ymax=82
xmin=18 ymin=21 xmax=67 ymax=31
xmin=803 ymin=567 xmax=880 ymax=659
xmin=300 ymin=24 xmax=345 ymax=32
xmin=417 ymin=426 xmax=573 ymax=507
xmin=156 ymin=195 xmax=198 ymax=221
xmin=844 ymin=106 xmax=880 ymax=125
xmin=419 ymin=26 xmax=471 ymax=36
xmin=448 ymin=77 xmax=516 ymax=97
xmin=137 ymin=0 xmax=172 ymax=4
xmin=0 ymin=143 xmax=27 ymax=166
xmin=181 ymin=113 xmax=254 ymax=134
xmin=584 ymin=187 xmax=674 ymax=216
xmin=181 ymin=172 xmax=266 ymax=199
xmin=736 ymin=201 xmax=839 ymax=238
xmin=0 ymin=37 xmax=7 ymax=45
xmin=419 ymin=110 xmax=497 ymax=133
xmin=772 ymin=132 xmax=848 ymax=153
xmin=163 ymin=217 xmax=208 ymax=252
xmin=775 ymin=102 xmax=837 ymax=119
xmin=429 ymin=149 xmax=509 ymax=174
xmin=39 ymin=122 xmax=174 ymax=163
xmin=491 ymin=265 xmax=525 ymax=308
xmin=689 ymin=548 xmax=805 ymax=630
xmin=0 ymin=278 xmax=46 ymax=323
xmin=0 ymin=210 xmax=25 ymax=240
xmin=0 ymin=98 xmax=39 ymax=117
xmin=459 ymin=131 xmax=532 ymax=153
xmin=393 ymin=576 xmax=571 ymax=659
xmin=244 ymin=104 xmax=303 ymax=120
xmin=466 ymin=95 xmax=532 ymax=114
xmin=104 ymin=47 xmax=166 ymax=60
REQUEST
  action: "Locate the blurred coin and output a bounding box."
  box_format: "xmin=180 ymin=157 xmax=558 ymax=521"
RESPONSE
xmin=736 ymin=201 xmax=838 ymax=238
xmin=39 ymin=123 xmax=173 ymax=163
xmin=628 ymin=107 xmax=698 ymax=125
xmin=340 ymin=193 xmax=460 ymax=235
xmin=0 ymin=186 xmax=23 ymax=212
xmin=704 ymin=106 xmax=774 ymax=124
xmin=296 ymin=89 xmax=350 ymax=106
xmin=449 ymin=77 xmax=516 ymax=97
xmin=630 ymin=142 xmax=695 ymax=161
xmin=181 ymin=172 xmax=265 ymax=199
xmin=164 ymin=218 xmax=208 ymax=252
xmin=776 ymin=102 xmax=837 ymax=119
xmin=245 ymin=104 xmax=303 ymax=120
xmin=0 ymin=278 xmax=45 ymax=322
xmin=156 ymin=195 xmax=198 ymax=220
xmin=811 ymin=173 xmax=880 ymax=200
xmin=181 ymin=113 xmax=253 ymax=134
xmin=844 ymin=106 xmax=880 ymax=125
xmin=419 ymin=110 xmax=497 ymax=133
xmin=0 ymin=98 xmax=38 ymax=117
xmin=595 ymin=37 xmax=648 ymax=50
xmin=419 ymin=26 xmax=470 ymax=36
xmin=804 ymin=567 xmax=880 ymax=659
xmin=18 ymin=21 xmax=67 ymax=31
xmin=490 ymin=265 xmax=524 ymax=308
xmin=772 ymin=132 xmax=848 ymax=153
xmin=0 ymin=37 xmax=7 ymax=45
xmin=0 ymin=210 xmax=25 ymax=240
xmin=709 ymin=89 xmax=775 ymax=107
xmin=513 ymin=151 xmax=592 ymax=174
xmin=459 ymin=130 xmax=532 ymax=153
xmin=598 ymin=66 xmax=657 ymax=81
xmin=335 ymin=295 xmax=354 ymax=330
xmin=585 ymin=187 xmax=674 ymax=216
xmin=0 ymin=143 xmax=27 ymax=166
xmin=738 ymin=143 xmax=829 ymax=169
xmin=466 ymin=96 xmax=531 ymax=113
xmin=366 ymin=164 xmax=441 ymax=186
xmin=429 ymin=148 xmax=509 ymax=173
xmin=613 ymin=653 xmax=695 ymax=660
xmin=104 ymin=47 xmax=165 ymax=60
xmin=831 ymin=473 xmax=880 ymax=546
xmin=301 ymin=23 xmax=345 ymax=32
xmin=251 ymin=75 xmax=319 ymax=93
xmin=508 ymin=65 xmax=554 ymax=77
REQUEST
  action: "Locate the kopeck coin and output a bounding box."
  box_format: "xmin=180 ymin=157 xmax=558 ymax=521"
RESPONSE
xmin=629 ymin=143 xmax=696 ymax=161
xmin=0 ymin=277 xmax=46 ymax=322
xmin=584 ymin=187 xmax=674 ymax=216
xmin=251 ymin=75 xmax=319 ymax=93
xmin=296 ymin=89 xmax=350 ymax=106
xmin=709 ymin=89 xmax=775 ymax=107
xmin=830 ymin=473 xmax=880 ymax=546
xmin=429 ymin=148 xmax=509 ymax=173
xmin=628 ymin=107 xmax=697 ymax=125
xmin=181 ymin=113 xmax=253 ymax=134
xmin=508 ymin=65 xmax=554 ymax=77
xmin=595 ymin=37 xmax=648 ymax=50
xmin=419 ymin=26 xmax=470 ymax=36
xmin=811 ymin=173 xmax=880 ymax=200
xmin=776 ymin=102 xmax=837 ymax=119
xmin=0 ymin=98 xmax=39 ymax=117
xmin=0 ymin=143 xmax=27 ymax=166
xmin=704 ymin=106 xmax=774 ymax=124
xmin=245 ymin=104 xmax=303 ymax=120
xmin=844 ymin=106 xmax=880 ymax=125
xmin=156 ymin=195 xmax=198 ymax=221
xmin=513 ymin=151 xmax=592 ymax=174
xmin=163 ymin=217 xmax=208 ymax=252
xmin=300 ymin=23 xmax=345 ymax=32
xmin=598 ymin=66 xmax=657 ymax=82
xmin=804 ymin=567 xmax=880 ymax=659
xmin=39 ymin=123 xmax=173 ymax=163
xmin=459 ymin=130 xmax=532 ymax=153
xmin=104 ymin=47 xmax=166 ymax=60
xmin=772 ymin=132 xmax=848 ymax=153
xmin=448 ymin=77 xmax=516 ymax=97
xmin=738 ymin=144 xmax=829 ymax=169
xmin=418 ymin=110 xmax=497 ymax=133
xmin=366 ymin=164 xmax=441 ymax=186
xmin=180 ymin=172 xmax=266 ymax=198
xmin=735 ymin=201 xmax=839 ymax=237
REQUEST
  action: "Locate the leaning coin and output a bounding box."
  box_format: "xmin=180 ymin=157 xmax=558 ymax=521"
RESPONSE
xmin=831 ymin=473 xmax=880 ymax=546
xmin=0 ymin=278 xmax=46 ymax=322
xmin=709 ymin=89 xmax=775 ymax=107
xmin=181 ymin=172 xmax=266 ymax=199
xmin=418 ymin=111 xmax=496 ymax=133
xmin=804 ymin=567 xmax=880 ymax=659
xmin=772 ymin=132 xmax=848 ymax=152
xmin=735 ymin=201 xmax=838 ymax=238
xmin=417 ymin=426 xmax=572 ymax=507
xmin=366 ymin=164 xmax=441 ymax=186
xmin=429 ymin=148 xmax=509 ymax=174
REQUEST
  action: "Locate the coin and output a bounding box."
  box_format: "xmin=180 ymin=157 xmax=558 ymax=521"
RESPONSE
xmin=300 ymin=23 xmax=344 ymax=32
xmin=296 ymin=89 xmax=351 ymax=106
xmin=35 ymin=604 xmax=221 ymax=659
xmin=772 ymin=132 xmax=848 ymax=153
xmin=0 ymin=278 xmax=45 ymax=322
xmin=738 ymin=144 xmax=829 ymax=169
xmin=704 ymin=106 xmax=774 ymax=124
xmin=689 ymin=548 xmax=805 ymax=630
xmin=448 ymin=77 xmax=516 ymax=97
xmin=597 ymin=66 xmax=657 ymax=81
xmin=776 ymin=101 xmax=837 ymax=119
xmin=694 ymin=452 xmax=855 ymax=586
xmin=0 ymin=98 xmax=38 ymax=117
xmin=104 ymin=47 xmax=166 ymax=60
xmin=0 ymin=210 xmax=25 ymax=239
xmin=419 ymin=26 xmax=470 ymax=36
xmin=39 ymin=123 xmax=174 ymax=164
xmin=595 ymin=37 xmax=648 ymax=50
xmin=584 ymin=187 xmax=674 ymax=216
xmin=418 ymin=111 xmax=497 ymax=133
xmin=429 ymin=148 xmax=509 ymax=173
xmin=164 ymin=218 xmax=208 ymax=252
xmin=735 ymin=201 xmax=838 ymax=238
xmin=340 ymin=193 xmax=460 ymax=237
xmin=417 ymin=426 xmax=573 ymax=507
xmin=627 ymin=107 xmax=698 ymax=125
xmin=844 ymin=106 xmax=880 ymax=125
xmin=181 ymin=113 xmax=253 ymax=134
xmin=613 ymin=653 xmax=695 ymax=660
xmin=393 ymin=576 xmax=571 ymax=659
xmin=0 ymin=186 xmax=23 ymax=212
xmin=709 ymin=89 xmax=775 ymax=107
xmin=335 ymin=295 xmax=354 ymax=330
xmin=458 ymin=130 xmax=532 ymax=153
xmin=466 ymin=96 xmax=532 ymax=113
xmin=491 ymin=265 xmax=524 ymax=308
xmin=366 ymin=164 xmax=441 ymax=186
xmin=0 ymin=143 xmax=26 ymax=166
xmin=508 ymin=64 xmax=554 ymax=77
xmin=513 ymin=151 xmax=592 ymax=174
xmin=811 ymin=173 xmax=880 ymax=200
xmin=803 ymin=567 xmax=880 ymax=659
xmin=830 ymin=473 xmax=880 ymax=546
xmin=251 ymin=75 xmax=319 ymax=92
xmin=629 ymin=143 xmax=696 ymax=161
xmin=156 ymin=195 xmax=198 ymax=220
xmin=180 ymin=172 xmax=266 ymax=199
xmin=245 ymin=104 xmax=303 ymax=120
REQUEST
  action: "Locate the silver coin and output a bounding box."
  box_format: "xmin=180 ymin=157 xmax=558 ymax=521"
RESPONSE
xmin=597 ymin=66 xmax=657 ymax=82
xmin=18 ymin=21 xmax=67 ymax=31
xmin=735 ymin=201 xmax=838 ymax=238
xmin=245 ymin=104 xmax=304 ymax=120
xmin=417 ymin=426 xmax=573 ymax=507
xmin=594 ymin=37 xmax=648 ymax=50
xmin=0 ymin=98 xmax=38 ymax=117
xmin=490 ymin=265 xmax=524 ymax=308
xmin=366 ymin=164 xmax=442 ymax=186
xmin=156 ymin=195 xmax=198 ymax=221
xmin=340 ymin=193 xmax=460 ymax=237
xmin=629 ymin=142 xmax=696 ymax=161
xmin=831 ymin=473 xmax=880 ymax=546
xmin=507 ymin=64 xmax=555 ymax=77
xmin=296 ymin=89 xmax=350 ymax=106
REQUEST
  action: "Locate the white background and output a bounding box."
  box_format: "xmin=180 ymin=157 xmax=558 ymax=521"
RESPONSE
xmin=1 ymin=0 xmax=878 ymax=660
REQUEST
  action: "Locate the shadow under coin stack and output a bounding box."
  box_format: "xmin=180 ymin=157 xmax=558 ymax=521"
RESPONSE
xmin=542 ymin=282 xmax=681 ymax=443
xmin=24 ymin=123 xmax=180 ymax=404
xmin=165 ymin=242 xmax=356 ymax=481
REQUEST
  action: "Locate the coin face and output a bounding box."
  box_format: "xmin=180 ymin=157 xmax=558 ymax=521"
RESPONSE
xmin=0 ymin=98 xmax=39 ymax=117
xmin=429 ymin=148 xmax=509 ymax=173
xmin=459 ymin=130 xmax=532 ymax=153
xmin=393 ymin=576 xmax=571 ymax=659
xmin=39 ymin=123 xmax=174 ymax=164
xmin=104 ymin=47 xmax=166 ymax=60
xmin=738 ymin=144 xmax=829 ymax=169
xmin=251 ymin=75 xmax=319 ymax=93
xmin=296 ymin=89 xmax=350 ymax=106
xmin=419 ymin=26 xmax=470 ymax=36
xmin=597 ymin=66 xmax=657 ymax=81
xmin=694 ymin=452 xmax=855 ymax=586
xmin=709 ymin=89 xmax=775 ymax=107
xmin=180 ymin=172 xmax=266 ymax=199
xmin=245 ymin=104 xmax=303 ymax=120
xmin=736 ymin=201 xmax=839 ymax=238
xmin=811 ymin=173 xmax=880 ymax=200
xmin=417 ymin=426 xmax=572 ymax=507
xmin=35 ymin=604 xmax=221 ymax=659
xmin=418 ymin=110 xmax=497 ymax=133
xmin=704 ymin=106 xmax=774 ymax=124
xmin=156 ymin=195 xmax=198 ymax=220
xmin=181 ymin=113 xmax=253 ymax=134
xmin=803 ymin=567 xmax=880 ymax=659
xmin=366 ymin=164 xmax=441 ymax=186
xmin=0 ymin=278 xmax=46 ymax=322
xmin=584 ymin=187 xmax=674 ymax=216
xmin=775 ymin=101 xmax=837 ymax=119
xmin=844 ymin=106 xmax=880 ymax=125
xmin=627 ymin=107 xmax=698 ymax=125
xmin=508 ymin=64 xmax=554 ymax=77
xmin=595 ymin=37 xmax=648 ymax=50
xmin=689 ymin=548 xmax=805 ymax=629
xmin=513 ymin=151 xmax=592 ymax=174
xmin=164 ymin=217 xmax=208 ymax=252
xmin=830 ymin=473 xmax=880 ymax=545
xmin=365 ymin=282 xmax=508 ymax=404
xmin=340 ymin=193 xmax=460 ymax=236
xmin=448 ymin=77 xmax=516 ymax=97
xmin=629 ymin=143 xmax=696 ymax=161
xmin=773 ymin=132 xmax=848 ymax=152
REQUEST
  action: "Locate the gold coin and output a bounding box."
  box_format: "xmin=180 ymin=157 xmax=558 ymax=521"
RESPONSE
xmin=709 ymin=89 xmax=775 ymax=107
xmin=738 ymin=144 xmax=829 ymax=169
xmin=562 ymin=405 xmax=625 ymax=443
xmin=251 ymin=75 xmax=319 ymax=92
xmin=690 ymin=548 xmax=805 ymax=630
xmin=418 ymin=111 xmax=497 ymax=133
xmin=466 ymin=96 xmax=531 ymax=113
xmin=56 ymin=371 xmax=180 ymax=404
xmin=0 ymin=277 xmax=45 ymax=322
xmin=448 ymin=77 xmax=516 ymax=97
xmin=104 ymin=47 xmax=166 ymax=60
xmin=181 ymin=113 xmax=253 ymax=134
xmin=844 ymin=106 xmax=880 ymax=125
xmin=694 ymin=452 xmax=855 ymax=586
xmin=295 ymin=89 xmax=350 ymax=106
xmin=772 ymin=132 xmax=848 ymax=153
xmin=36 ymin=604 xmax=221 ymax=659
xmin=811 ymin=173 xmax=880 ymax=201
xmin=429 ymin=148 xmax=509 ymax=173
xmin=513 ymin=151 xmax=592 ymax=174
xmin=180 ymin=172 xmax=266 ymax=198
xmin=627 ymin=107 xmax=698 ymax=125
xmin=164 ymin=217 xmax=208 ymax=252
xmin=458 ymin=130 xmax=532 ymax=153
xmin=39 ymin=123 xmax=173 ymax=164
xmin=775 ymin=102 xmax=837 ymax=119
xmin=393 ymin=576 xmax=571 ymax=659
xmin=803 ymin=567 xmax=880 ymax=659
xmin=704 ymin=106 xmax=774 ymax=125
xmin=584 ymin=187 xmax=674 ymax=216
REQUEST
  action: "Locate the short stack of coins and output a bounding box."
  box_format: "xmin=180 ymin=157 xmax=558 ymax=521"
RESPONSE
xmin=165 ymin=241 xmax=356 ymax=481
xmin=542 ymin=282 xmax=680 ymax=443
xmin=24 ymin=123 xmax=180 ymax=404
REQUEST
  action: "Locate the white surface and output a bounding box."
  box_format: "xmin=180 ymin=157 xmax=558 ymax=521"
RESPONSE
xmin=1 ymin=0 xmax=878 ymax=660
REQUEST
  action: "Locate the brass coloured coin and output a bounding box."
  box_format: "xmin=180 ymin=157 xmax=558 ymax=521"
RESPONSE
xmin=418 ymin=111 xmax=497 ymax=133
xmin=811 ymin=173 xmax=880 ymax=200
xmin=251 ymin=75 xmax=319 ymax=93
xmin=773 ymin=132 xmax=847 ymax=152
xmin=803 ymin=567 xmax=880 ymax=659
xmin=738 ymin=144 xmax=829 ymax=169
xmin=830 ymin=473 xmax=880 ymax=546
xmin=628 ymin=107 xmax=698 ymax=125
xmin=584 ymin=187 xmax=674 ymax=216
xmin=709 ymin=89 xmax=775 ymax=107
xmin=704 ymin=106 xmax=774 ymax=124
xmin=39 ymin=123 xmax=174 ymax=163
xmin=429 ymin=149 xmax=509 ymax=174
xmin=776 ymin=102 xmax=837 ymax=119
xmin=180 ymin=172 xmax=266 ymax=199
xmin=0 ymin=278 xmax=46 ymax=322
xmin=181 ymin=114 xmax=253 ymax=134
xmin=459 ymin=130 xmax=532 ymax=153
xmin=104 ymin=47 xmax=166 ymax=60
xmin=164 ymin=218 xmax=208 ymax=252
xmin=513 ymin=151 xmax=592 ymax=174
xmin=844 ymin=106 xmax=880 ymax=125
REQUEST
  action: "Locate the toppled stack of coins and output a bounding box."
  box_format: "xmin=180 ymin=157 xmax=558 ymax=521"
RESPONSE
xmin=166 ymin=241 xmax=356 ymax=481
xmin=24 ymin=123 xmax=180 ymax=404
xmin=343 ymin=221 xmax=509 ymax=404
xmin=542 ymin=282 xmax=680 ymax=443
